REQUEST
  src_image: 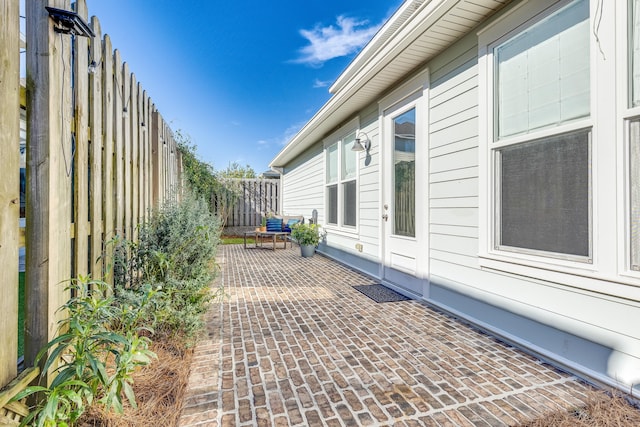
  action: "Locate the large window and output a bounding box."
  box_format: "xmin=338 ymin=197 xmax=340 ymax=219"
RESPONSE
xmin=491 ymin=0 xmax=592 ymax=261
xmin=632 ymin=0 xmax=640 ymax=107
xmin=326 ymin=131 xmax=357 ymax=227
xmin=631 ymin=120 xmax=640 ymax=271
xmin=630 ymin=2 xmax=640 ymax=271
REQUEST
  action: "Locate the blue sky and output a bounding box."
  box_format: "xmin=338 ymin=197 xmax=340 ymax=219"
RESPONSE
xmin=84 ymin=1 xmax=403 ymax=174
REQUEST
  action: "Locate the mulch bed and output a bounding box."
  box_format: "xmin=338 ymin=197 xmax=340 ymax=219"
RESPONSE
xmin=78 ymin=339 xmax=193 ymax=426
xmin=517 ymin=390 xmax=640 ymax=426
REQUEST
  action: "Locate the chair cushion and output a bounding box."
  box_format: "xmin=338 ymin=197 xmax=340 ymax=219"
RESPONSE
xmin=283 ymin=218 xmax=300 ymax=233
xmin=266 ymin=218 xmax=283 ymax=232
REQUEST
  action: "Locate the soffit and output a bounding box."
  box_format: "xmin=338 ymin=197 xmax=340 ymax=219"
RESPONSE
xmin=270 ymin=0 xmax=510 ymax=168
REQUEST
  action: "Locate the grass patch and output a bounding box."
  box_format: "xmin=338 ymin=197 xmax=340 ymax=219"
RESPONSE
xmin=222 ymin=236 xmax=254 ymax=245
xmin=18 ymin=271 xmax=24 ymax=358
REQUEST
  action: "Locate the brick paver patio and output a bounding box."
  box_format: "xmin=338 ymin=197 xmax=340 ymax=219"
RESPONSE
xmin=179 ymin=244 xmax=596 ymax=426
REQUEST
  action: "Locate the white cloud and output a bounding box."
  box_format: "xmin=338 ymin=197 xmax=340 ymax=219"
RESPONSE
xmin=293 ymin=15 xmax=381 ymax=67
xmin=279 ymin=122 xmax=305 ymax=146
xmin=254 ymin=122 xmax=305 ymax=151
xmin=313 ymin=78 xmax=331 ymax=88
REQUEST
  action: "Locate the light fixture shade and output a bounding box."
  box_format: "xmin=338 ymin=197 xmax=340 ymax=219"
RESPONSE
xmin=351 ymin=139 xmax=365 ymax=152
xmin=46 ymin=6 xmax=95 ymax=38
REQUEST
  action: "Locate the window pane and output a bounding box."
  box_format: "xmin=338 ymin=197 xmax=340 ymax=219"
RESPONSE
xmin=327 ymin=185 xmax=338 ymax=225
xmin=342 ymin=132 xmax=357 ymax=180
xmin=495 ymin=0 xmax=589 ymax=139
xmin=343 ymin=180 xmax=357 ymax=226
xmin=327 ymin=143 xmax=338 ymax=183
xmin=631 ymin=119 xmax=640 ymax=270
xmin=632 ymin=0 xmax=640 ymax=107
xmin=498 ymin=130 xmax=590 ymax=257
xmin=394 ymin=109 xmax=416 ymax=237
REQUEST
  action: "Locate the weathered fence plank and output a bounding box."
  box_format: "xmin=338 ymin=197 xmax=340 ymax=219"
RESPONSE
xmin=0 ymin=0 xmax=20 ymax=386
xmin=89 ymin=16 xmax=104 ymax=281
xmin=123 ymin=62 xmax=132 ymax=239
xmin=102 ymin=34 xmax=115 ymax=284
xmin=25 ymin=0 xmax=73 ymax=380
xmin=73 ymin=0 xmax=90 ymax=277
xmin=113 ymin=49 xmax=124 ymax=237
xmin=130 ymin=75 xmax=139 ymax=241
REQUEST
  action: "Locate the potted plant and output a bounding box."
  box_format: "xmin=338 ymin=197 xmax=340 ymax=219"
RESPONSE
xmin=260 ymin=215 xmax=267 ymax=232
xmin=291 ymin=223 xmax=321 ymax=257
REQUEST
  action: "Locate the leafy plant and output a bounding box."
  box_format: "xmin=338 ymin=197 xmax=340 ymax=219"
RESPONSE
xmin=291 ymin=223 xmax=322 ymax=246
xmin=12 ymin=276 xmax=157 ymax=426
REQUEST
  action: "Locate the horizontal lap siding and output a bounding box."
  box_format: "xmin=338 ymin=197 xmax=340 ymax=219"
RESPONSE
xmin=428 ymin=35 xmax=480 ymax=279
xmin=356 ymin=105 xmax=381 ymax=258
xmin=282 ymin=142 xmax=323 ymax=220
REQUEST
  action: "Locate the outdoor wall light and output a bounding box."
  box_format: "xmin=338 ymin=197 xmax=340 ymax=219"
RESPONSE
xmin=351 ymin=131 xmax=371 ymax=152
xmin=46 ymin=6 xmax=95 ymax=38
xmin=88 ymin=60 xmax=99 ymax=74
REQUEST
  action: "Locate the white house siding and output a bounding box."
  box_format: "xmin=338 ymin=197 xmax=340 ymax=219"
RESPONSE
xmin=281 ymin=141 xmax=324 ymax=220
xmin=425 ymin=31 xmax=640 ymax=390
xmin=429 ymin=34 xmax=480 ymax=277
xmin=354 ymin=104 xmax=381 ymax=261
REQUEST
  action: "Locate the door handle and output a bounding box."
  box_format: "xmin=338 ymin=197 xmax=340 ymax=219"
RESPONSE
xmin=382 ymin=214 xmax=388 ymax=221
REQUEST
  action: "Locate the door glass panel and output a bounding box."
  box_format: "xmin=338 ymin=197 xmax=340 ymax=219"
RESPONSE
xmin=393 ymin=108 xmax=416 ymax=237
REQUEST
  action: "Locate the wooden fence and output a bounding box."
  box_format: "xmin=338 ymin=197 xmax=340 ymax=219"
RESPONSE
xmin=0 ymin=0 xmax=182 ymax=393
xmin=214 ymin=178 xmax=280 ymax=228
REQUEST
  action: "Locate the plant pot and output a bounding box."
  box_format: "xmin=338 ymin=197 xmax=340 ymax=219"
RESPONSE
xmin=300 ymin=244 xmax=315 ymax=258
xmin=260 ymin=226 xmax=266 ymax=232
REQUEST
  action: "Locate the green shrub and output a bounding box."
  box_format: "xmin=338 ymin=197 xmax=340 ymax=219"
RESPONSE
xmin=112 ymin=195 xmax=223 ymax=343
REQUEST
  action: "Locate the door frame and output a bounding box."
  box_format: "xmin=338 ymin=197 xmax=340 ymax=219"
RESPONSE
xmin=378 ymin=68 xmax=430 ymax=297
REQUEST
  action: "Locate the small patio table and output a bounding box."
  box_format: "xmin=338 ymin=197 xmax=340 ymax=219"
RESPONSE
xmin=243 ymin=231 xmax=289 ymax=250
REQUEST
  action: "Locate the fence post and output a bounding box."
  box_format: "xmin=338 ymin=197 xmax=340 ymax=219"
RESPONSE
xmin=25 ymin=0 xmax=73 ymax=382
xmin=0 ymin=0 xmax=20 ymax=387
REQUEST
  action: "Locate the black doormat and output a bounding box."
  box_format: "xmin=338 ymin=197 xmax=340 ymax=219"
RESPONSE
xmin=352 ymin=284 xmax=411 ymax=303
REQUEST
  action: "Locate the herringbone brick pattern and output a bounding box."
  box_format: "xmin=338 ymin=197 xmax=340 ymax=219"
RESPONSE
xmin=179 ymin=245 xmax=595 ymax=426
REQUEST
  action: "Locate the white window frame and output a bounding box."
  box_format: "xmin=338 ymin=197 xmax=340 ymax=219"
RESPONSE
xmin=478 ymin=0 xmax=597 ymax=273
xmin=625 ymin=0 xmax=640 ymax=278
xmin=324 ymin=118 xmax=360 ymax=233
